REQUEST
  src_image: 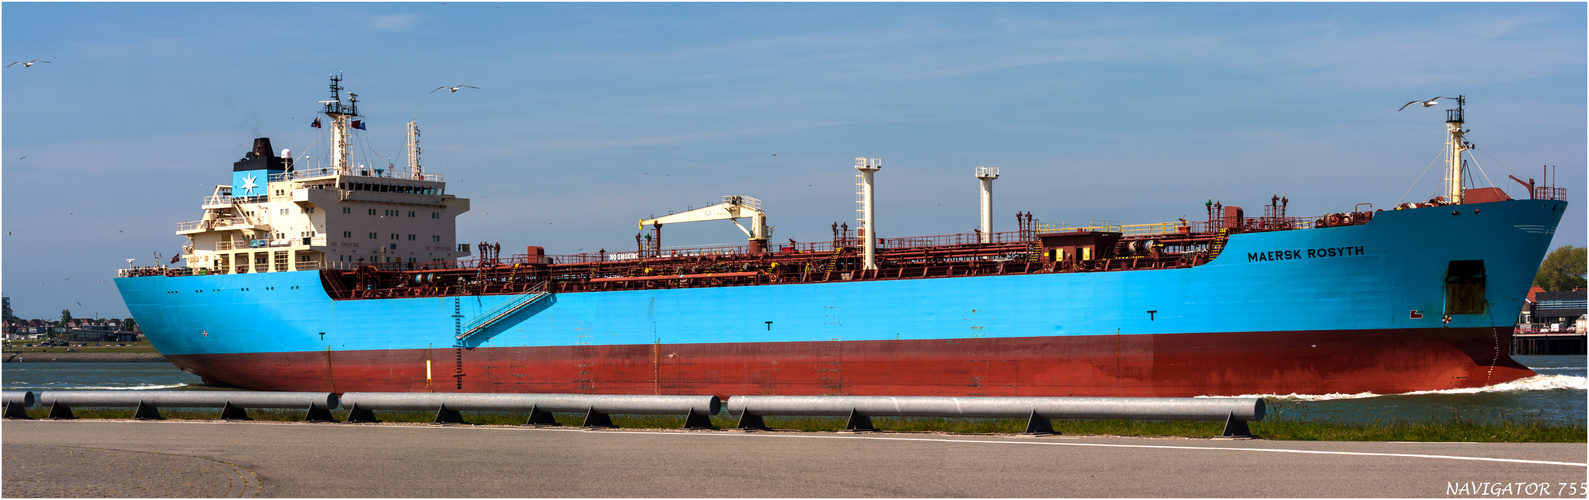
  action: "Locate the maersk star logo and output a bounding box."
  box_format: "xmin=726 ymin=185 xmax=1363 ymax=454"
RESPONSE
xmin=241 ymin=174 xmax=258 ymax=195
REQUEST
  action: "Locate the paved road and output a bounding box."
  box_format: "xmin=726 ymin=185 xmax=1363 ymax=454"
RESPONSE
xmin=4 ymin=420 xmax=1585 ymax=497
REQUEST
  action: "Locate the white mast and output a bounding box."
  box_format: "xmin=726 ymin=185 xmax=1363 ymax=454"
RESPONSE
xmin=406 ymin=120 xmax=421 ymax=178
xmin=1442 ymin=95 xmax=1470 ymax=204
xmin=976 ymin=166 xmax=999 ymax=243
xmin=855 ymin=157 xmax=881 ymax=271
xmin=322 ymin=74 xmax=358 ymax=174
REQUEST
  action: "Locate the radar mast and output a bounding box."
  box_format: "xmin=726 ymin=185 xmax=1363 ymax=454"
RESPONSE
xmin=321 ymin=73 xmax=360 ymax=174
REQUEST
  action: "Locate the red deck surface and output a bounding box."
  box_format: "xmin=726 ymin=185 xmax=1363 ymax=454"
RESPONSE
xmin=170 ymin=327 xmax=1534 ymax=398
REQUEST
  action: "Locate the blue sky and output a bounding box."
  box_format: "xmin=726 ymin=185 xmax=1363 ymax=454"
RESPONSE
xmin=3 ymin=3 xmax=1584 ymax=319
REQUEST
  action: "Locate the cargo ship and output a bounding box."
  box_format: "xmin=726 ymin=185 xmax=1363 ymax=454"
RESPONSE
xmin=115 ymin=77 xmax=1569 ymax=398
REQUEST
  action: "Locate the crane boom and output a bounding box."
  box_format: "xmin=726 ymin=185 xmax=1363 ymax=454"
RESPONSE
xmin=640 ymin=195 xmax=771 ymax=252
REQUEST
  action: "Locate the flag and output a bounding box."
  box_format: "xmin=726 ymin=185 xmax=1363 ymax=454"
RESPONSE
xmin=170 ymin=253 xmax=180 ymax=264
xmin=311 ymin=117 xmax=322 ymax=128
xmin=351 ymin=120 xmax=366 ymax=130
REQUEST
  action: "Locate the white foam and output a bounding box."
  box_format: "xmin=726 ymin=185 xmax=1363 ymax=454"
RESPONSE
xmin=1528 ymin=366 xmax=1587 ymax=373
xmin=1399 ymin=375 xmax=1587 ymax=395
xmin=1200 ymin=374 xmax=1587 ymax=401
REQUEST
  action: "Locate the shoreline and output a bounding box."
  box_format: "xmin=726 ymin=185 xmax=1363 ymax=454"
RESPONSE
xmin=3 ymin=352 xmax=167 ymax=363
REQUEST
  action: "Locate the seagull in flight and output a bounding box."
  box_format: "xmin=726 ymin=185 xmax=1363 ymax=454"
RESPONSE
xmin=1399 ymin=96 xmax=1457 ymax=111
xmin=8 ymin=59 xmax=51 ymax=68
xmin=432 ymin=85 xmax=478 ymax=93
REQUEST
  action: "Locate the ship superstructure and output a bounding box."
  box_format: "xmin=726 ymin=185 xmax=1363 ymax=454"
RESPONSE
xmin=178 ymin=75 xmax=470 ymax=275
xmin=117 ymin=82 xmax=1569 ymax=398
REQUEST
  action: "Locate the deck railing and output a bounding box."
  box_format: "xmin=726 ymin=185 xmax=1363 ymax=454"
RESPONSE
xmin=270 ymin=168 xmax=443 ymax=183
xmin=177 ymin=218 xmax=260 ymax=232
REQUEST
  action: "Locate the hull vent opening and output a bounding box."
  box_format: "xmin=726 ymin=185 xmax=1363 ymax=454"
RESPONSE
xmin=1445 ymin=260 xmax=1486 ymax=315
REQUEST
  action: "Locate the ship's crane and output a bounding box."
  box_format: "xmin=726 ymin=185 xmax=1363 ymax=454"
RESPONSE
xmin=640 ymin=195 xmax=772 ymax=254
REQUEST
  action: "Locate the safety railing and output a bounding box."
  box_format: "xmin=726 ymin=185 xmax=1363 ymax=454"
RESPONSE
xmin=1535 ymin=186 xmax=1567 ymax=201
xmin=178 ymin=218 xmax=261 ymax=232
xmin=270 ymin=167 xmax=443 ymax=183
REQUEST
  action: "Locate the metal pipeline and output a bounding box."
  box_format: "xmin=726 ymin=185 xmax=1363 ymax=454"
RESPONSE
xmin=340 ymin=393 xmax=720 ymax=415
xmin=727 ymin=396 xmax=1264 ymax=422
xmin=39 ymin=391 xmax=337 ymax=410
xmin=2 ymin=390 xmax=35 ymax=408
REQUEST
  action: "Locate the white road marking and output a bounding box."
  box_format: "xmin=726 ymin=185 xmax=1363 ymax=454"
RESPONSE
xmin=586 ymin=428 xmax=1589 ymax=468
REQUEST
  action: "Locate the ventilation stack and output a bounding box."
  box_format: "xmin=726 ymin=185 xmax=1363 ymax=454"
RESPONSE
xmin=855 ymin=157 xmax=882 ymax=271
xmin=976 ymin=166 xmax=999 ymax=243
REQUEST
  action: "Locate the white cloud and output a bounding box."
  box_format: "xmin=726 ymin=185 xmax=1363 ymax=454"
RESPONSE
xmin=372 ymin=14 xmax=417 ymax=31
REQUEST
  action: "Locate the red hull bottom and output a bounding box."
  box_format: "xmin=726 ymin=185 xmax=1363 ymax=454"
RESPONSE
xmin=170 ymin=327 xmax=1535 ymax=398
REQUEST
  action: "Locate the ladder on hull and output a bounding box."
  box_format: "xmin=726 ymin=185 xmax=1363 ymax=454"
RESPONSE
xmin=456 ymin=283 xmax=552 ymax=341
xmin=1208 ymin=228 xmax=1230 ymax=260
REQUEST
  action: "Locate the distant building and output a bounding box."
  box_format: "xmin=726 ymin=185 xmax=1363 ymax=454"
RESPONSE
xmin=1513 ymin=288 xmax=1586 ymax=355
xmin=1533 ymin=290 xmax=1586 ymax=331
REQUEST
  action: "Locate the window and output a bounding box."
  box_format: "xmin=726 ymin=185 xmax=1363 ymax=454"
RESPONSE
xmin=343 ymin=207 xmax=351 ymax=214
xmin=432 ymin=212 xmax=440 ymax=219
xmin=408 ymin=234 xmax=415 ymax=241
xmin=390 ymin=233 xmax=399 ymax=240
xmin=431 ymin=235 xmax=440 ymax=242
xmin=343 ymin=231 xmax=352 ymax=238
xmin=1540 ymin=298 xmax=1587 ymax=309
xmin=368 ymin=232 xmax=377 ymax=239
xmin=408 ymin=211 xmax=415 ymax=217
xmin=368 ymin=208 xmax=377 ymax=215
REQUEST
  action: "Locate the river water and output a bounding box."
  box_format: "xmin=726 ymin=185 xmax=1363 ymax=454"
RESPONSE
xmin=3 ymin=356 xmax=1584 ymax=425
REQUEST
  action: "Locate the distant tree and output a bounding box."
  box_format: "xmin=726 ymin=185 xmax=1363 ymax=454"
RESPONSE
xmin=1533 ymin=245 xmax=1587 ymax=292
xmin=124 ymin=318 xmax=138 ymax=332
xmin=58 ymin=309 xmax=73 ymax=327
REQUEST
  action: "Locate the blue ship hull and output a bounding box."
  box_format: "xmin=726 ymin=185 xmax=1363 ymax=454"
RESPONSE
xmin=117 ymin=200 xmax=1566 ymax=397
